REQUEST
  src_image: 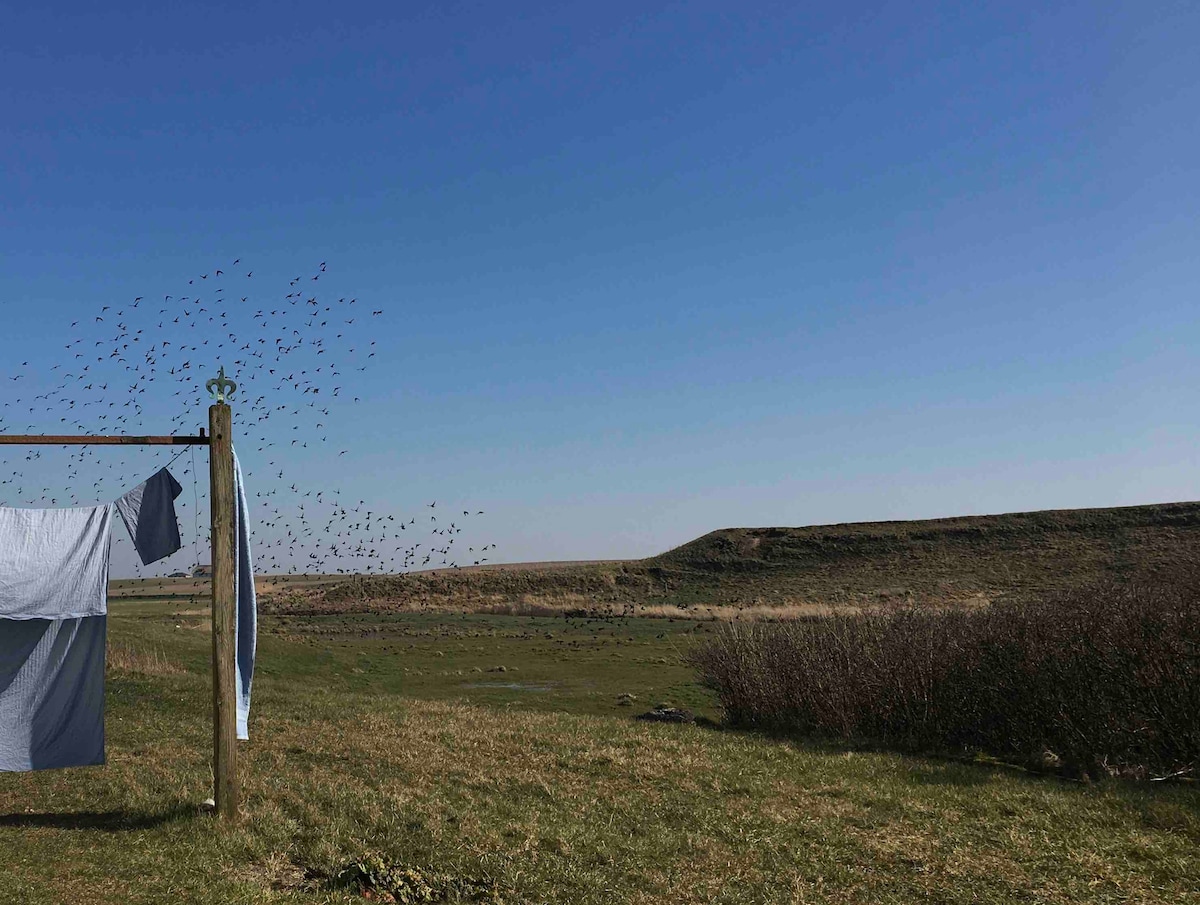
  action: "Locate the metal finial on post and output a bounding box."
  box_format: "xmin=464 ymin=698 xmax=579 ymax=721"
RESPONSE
xmin=206 ymin=367 xmax=237 ymax=404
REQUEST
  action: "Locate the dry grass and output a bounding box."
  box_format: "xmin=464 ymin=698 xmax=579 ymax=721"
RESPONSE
xmin=266 ymin=587 xmax=888 ymax=621
xmin=105 ymin=642 xmax=185 ymax=676
xmin=108 ymin=573 xmax=341 ymax=601
xmin=267 ymin=588 xmax=986 ymax=623
xmin=144 ymin=699 xmax=1200 ymax=902
xmin=477 ymin=596 xmax=863 ymax=621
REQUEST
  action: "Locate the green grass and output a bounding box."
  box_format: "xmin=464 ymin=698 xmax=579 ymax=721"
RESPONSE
xmin=1 ymin=598 xmax=1198 ymax=903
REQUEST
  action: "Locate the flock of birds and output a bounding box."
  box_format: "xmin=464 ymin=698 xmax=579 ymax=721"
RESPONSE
xmin=0 ymin=262 xmax=496 ymax=578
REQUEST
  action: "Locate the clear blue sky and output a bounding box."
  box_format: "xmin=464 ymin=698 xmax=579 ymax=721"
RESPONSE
xmin=2 ymin=2 xmax=1198 ymax=573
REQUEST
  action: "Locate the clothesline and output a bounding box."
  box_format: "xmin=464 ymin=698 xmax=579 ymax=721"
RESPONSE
xmin=159 ymin=443 xmax=193 ymax=472
xmin=0 ymin=434 xmax=209 ymax=445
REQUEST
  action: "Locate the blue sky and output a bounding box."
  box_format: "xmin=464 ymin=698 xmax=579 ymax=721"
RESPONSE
xmin=2 ymin=1 xmax=1198 ymax=572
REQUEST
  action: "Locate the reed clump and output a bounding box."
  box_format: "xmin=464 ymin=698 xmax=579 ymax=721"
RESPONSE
xmin=689 ymin=575 xmax=1200 ymax=780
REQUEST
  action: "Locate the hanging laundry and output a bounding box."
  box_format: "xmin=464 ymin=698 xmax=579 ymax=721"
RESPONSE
xmin=1 ymin=461 xmax=255 ymax=769
xmin=233 ymin=447 xmax=257 ymax=740
xmin=115 ymin=467 xmax=183 ymax=565
xmin=1 ymin=464 xmax=196 ymax=771
xmin=0 ymin=505 xmax=112 ymax=772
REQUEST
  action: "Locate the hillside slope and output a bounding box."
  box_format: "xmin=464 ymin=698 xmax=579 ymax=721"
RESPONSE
xmin=271 ymin=501 xmax=1200 ymax=616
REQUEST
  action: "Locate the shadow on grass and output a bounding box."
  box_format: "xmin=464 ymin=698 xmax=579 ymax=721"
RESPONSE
xmin=697 ymin=719 xmax=1087 ymax=788
xmin=704 ymin=720 xmax=1200 ymax=795
xmin=0 ymin=802 xmax=195 ymax=832
xmin=903 ymin=763 xmax=998 ymax=787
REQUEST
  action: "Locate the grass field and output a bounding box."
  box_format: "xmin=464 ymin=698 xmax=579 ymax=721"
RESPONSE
xmin=2 ymin=593 xmax=1199 ymax=903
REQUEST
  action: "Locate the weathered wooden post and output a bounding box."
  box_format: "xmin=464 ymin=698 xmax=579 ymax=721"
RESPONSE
xmin=207 ymin=369 xmax=238 ymax=820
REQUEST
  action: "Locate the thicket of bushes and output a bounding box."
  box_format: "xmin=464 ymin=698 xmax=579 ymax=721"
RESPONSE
xmin=688 ymin=577 xmax=1200 ymax=780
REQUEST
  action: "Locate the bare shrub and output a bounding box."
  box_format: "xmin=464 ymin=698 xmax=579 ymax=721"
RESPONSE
xmin=688 ymin=575 xmax=1200 ymax=779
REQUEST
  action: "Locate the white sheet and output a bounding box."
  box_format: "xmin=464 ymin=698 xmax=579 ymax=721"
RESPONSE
xmin=0 ymin=505 xmax=112 ymax=620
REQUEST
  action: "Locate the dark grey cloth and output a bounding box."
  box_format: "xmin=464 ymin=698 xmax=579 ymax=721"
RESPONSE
xmin=0 ymin=616 xmax=107 ymax=771
xmin=115 ymin=468 xmax=183 ymax=565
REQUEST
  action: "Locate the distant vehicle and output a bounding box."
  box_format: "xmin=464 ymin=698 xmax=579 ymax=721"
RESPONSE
xmin=168 ymin=572 xmax=187 ymax=578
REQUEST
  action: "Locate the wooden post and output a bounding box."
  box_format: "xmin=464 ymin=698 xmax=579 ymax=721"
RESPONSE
xmin=208 ymin=402 xmax=238 ymax=820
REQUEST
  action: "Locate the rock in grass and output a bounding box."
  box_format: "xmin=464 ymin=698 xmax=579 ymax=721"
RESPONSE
xmin=636 ymin=705 xmax=695 ymax=724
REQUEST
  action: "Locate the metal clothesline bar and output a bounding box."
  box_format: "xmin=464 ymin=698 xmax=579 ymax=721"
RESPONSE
xmin=0 ymin=433 xmax=208 ymax=445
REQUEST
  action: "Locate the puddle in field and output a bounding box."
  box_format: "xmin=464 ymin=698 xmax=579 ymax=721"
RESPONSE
xmin=463 ymin=682 xmax=553 ymax=692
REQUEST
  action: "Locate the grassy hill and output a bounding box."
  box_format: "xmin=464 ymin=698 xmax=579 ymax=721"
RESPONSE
xmin=270 ymin=500 xmax=1200 ymax=618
